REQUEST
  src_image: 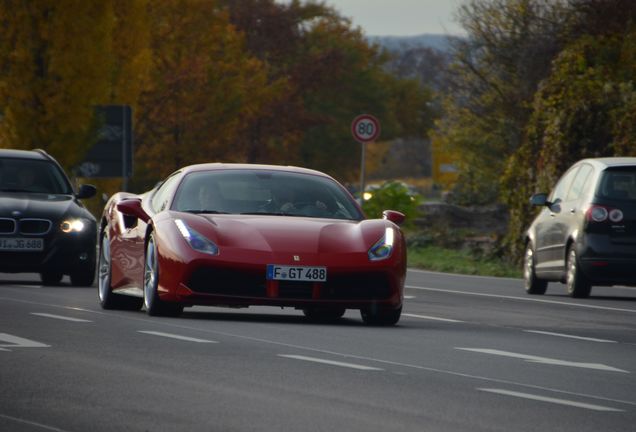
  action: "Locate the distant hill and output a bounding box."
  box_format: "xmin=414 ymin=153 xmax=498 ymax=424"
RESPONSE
xmin=367 ymin=34 xmax=458 ymax=53
xmin=367 ymin=34 xmax=457 ymax=92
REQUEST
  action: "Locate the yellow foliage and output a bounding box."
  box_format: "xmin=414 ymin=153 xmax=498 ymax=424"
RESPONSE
xmin=134 ymin=0 xmax=274 ymax=181
xmin=0 ymin=1 xmax=150 ymax=171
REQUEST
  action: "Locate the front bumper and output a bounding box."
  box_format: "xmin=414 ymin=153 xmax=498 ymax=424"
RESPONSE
xmin=175 ymin=265 xmax=403 ymax=309
xmin=0 ymin=230 xmax=97 ymax=274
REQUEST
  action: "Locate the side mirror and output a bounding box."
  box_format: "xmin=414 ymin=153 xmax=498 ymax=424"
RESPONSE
xmin=382 ymin=210 xmax=405 ymax=226
xmin=530 ymin=193 xmax=549 ymax=207
xmin=116 ymin=198 xmax=150 ymax=224
xmin=76 ymin=184 xmax=97 ymax=199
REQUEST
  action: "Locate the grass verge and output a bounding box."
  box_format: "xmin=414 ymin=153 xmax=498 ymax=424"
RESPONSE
xmin=407 ymin=245 xmax=522 ymax=278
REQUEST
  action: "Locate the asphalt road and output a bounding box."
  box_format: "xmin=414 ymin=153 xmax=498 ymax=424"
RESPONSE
xmin=1 ymin=270 xmax=635 ymax=432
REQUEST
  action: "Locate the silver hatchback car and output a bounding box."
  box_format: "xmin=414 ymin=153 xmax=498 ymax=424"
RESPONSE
xmin=524 ymin=157 xmax=636 ymax=298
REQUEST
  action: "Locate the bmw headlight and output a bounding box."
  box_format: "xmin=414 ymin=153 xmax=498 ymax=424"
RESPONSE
xmin=60 ymin=218 xmax=89 ymax=233
xmin=175 ymin=219 xmax=219 ymax=255
xmin=368 ymin=227 xmax=395 ymax=261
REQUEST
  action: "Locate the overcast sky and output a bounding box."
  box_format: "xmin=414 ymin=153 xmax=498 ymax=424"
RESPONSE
xmin=322 ymin=0 xmax=466 ymax=36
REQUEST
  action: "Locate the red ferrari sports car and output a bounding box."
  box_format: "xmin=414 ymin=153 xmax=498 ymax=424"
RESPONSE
xmin=98 ymin=164 xmax=406 ymax=325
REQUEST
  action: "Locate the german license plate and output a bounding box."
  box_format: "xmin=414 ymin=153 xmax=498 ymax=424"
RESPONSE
xmin=266 ymin=265 xmax=327 ymax=282
xmin=0 ymin=238 xmax=44 ymax=251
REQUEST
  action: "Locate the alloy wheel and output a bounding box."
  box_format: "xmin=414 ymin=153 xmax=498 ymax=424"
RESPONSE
xmin=98 ymin=236 xmax=111 ymax=302
xmin=144 ymin=236 xmax=158 ymax=310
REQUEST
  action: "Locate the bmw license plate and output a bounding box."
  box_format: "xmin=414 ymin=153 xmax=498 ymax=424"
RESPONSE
xmin=266 ymin=265 xmax=327 ymax=282
xmin=0 ymin=238 xmax=44 ymax=251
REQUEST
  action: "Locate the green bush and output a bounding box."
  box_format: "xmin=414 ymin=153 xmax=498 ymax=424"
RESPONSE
xmin=361 ymin=181 xmax=422 ymax=226
xmin=408 ymin=245 xmax=521 ymax=278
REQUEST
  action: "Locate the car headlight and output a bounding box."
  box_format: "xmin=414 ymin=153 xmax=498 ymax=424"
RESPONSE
xmin=368 ymin=227 xmax=395 ymax=261
xmin=175 ymin=219 xmax=219 ymax=255
xmin=60 ymin=218 xmax=89 ymax=233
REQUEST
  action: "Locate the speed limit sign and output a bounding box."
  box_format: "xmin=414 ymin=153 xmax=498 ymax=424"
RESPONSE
xmin=351 ymin=114 xmax=380 ymax=143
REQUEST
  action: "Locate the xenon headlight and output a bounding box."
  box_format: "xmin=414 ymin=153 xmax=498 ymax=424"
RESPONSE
xmin=368 ymin=227 xmax=395 ymax=261
xmin=175 ymin=219 xmax=219 ymax=255
xmin=60 ymin=218 xmax=89 ymax=233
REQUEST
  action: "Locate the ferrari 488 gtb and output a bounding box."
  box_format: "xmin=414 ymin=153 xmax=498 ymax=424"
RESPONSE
xmin=98 ymin=164 xmax=406 ymax=325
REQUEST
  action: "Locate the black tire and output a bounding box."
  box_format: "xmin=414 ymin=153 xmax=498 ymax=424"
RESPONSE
xmin=302 ymin=307 xmax=346 ymax=322
xmin=523 ymin=243 xmax=547 ymax=295
xmin=360 ymin=305 xmax=402 ymax=326
xmin=41 ymin=271 xmax=63 ymax=286
xmin=98 ymin=232 xmax=143 ymax=310
xmin=143 ymin=233 xmax=183 ymax=317
xmin=566 ymin=245 xmax=592 ymax=298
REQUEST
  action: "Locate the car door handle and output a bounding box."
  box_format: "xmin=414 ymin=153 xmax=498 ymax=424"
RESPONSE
xmin=570 ymin=208 xmax=576 ymax=214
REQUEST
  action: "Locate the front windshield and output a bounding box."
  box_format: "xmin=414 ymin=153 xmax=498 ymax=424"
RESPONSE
xmin=0 ymin=158 xmax=73 ymax=195
xmin=172 ymin=169 xmax=363 ymax=220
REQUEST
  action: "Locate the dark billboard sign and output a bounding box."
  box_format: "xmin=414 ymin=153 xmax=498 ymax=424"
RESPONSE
xmin=78 ymin=105 xmax=132 ymax=178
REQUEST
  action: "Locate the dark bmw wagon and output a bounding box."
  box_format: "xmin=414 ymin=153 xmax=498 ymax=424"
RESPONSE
xmin=524 ymin=157 xmax=636 ymax=298
xmin=0 ymin=149 xmax=97 ymax=286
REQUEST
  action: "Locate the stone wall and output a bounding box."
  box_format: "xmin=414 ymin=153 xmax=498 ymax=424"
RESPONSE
xmin=412 ymin=201 xmax=509 ymax=253
xmin=415 ymin=201 xmax=508 ymax=234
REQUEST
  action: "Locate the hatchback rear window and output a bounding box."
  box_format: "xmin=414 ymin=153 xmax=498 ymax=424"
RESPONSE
xmin=598 ymin=168 xmax=636 ymax=200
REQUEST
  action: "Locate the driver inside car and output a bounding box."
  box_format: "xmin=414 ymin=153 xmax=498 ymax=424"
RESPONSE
xmin=272 ymin=187 xmax=298 ymax=213
xmin=197 ymin=183 xmax=224 ymax=212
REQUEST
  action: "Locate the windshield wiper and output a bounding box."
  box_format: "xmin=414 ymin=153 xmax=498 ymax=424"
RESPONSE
xmin=0 ymin=188 xmax=37 ymax=193
xmin=180 ymin=209 xmax=230 ymax=214
xmin=240 ymin=211 xmax=299 ymax=216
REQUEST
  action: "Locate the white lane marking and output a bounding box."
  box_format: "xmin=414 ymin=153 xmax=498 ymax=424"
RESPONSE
xmin=524 ymin=330 xmax=617 ymax=344
xmin=30 ymin=313 xmax=92 ymax=323
xmin=456 ymin=348 xmax=628 ymax=373
xmin=0 ymin=333 xmax=50 ymax=349
xmin=279 ymin=354 xmax=383 ymax=371
xmin=403 ymin=313 xmax=463 ymax=323
xmin=478 ymin=388 xmax=624 ymax=412
xmin=406 ymin=285 xmax=636 ymax=313
xmin=0 ymin=413 xmax=72 ymax=432
xmin=137 ymin=331 xmax=218 ymax=343
xmin=404 ymin=295 xmax=416 ymax=299
xmin=408 ymin=268 xmax=636 ymax=290
xmin=2 ymin=296 xmax=635 ymax=408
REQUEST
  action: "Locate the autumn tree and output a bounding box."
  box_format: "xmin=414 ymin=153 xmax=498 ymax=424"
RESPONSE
xmin=434 ymin=0 xmax=572 ymax=203
xmin=429 ymin=0 xmax=636 ymax=261
xmin=132 ymin=0 xmax=274 ymax=186
xmin=108 ymin=0 xmax=152 ymax=109
xmin=223 ymin=0 xmax=434 ymax=181
xmin=1 ymin=0 xmax=435 ymax=191
xmin=501 ymin=1 xmax=636 ymax=259
xmin=0 ymin=1 xmax=117 ymax=169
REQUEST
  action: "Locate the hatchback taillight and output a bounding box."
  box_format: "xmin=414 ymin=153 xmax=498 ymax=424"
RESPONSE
xmin=609 ymin=208 xmax=624 ymax=222
xmin=586 ymin=205 xmax=624 ymax=223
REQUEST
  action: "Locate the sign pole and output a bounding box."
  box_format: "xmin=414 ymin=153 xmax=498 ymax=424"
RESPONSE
xmin=351 ymin=114 xmax=380 ymax=204
xmin=359 ymin=143 xmax=366 ymax=205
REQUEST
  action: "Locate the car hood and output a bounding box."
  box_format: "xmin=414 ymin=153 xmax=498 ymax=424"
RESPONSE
xmin=195 ymin=214 xmax=388 ymax=254
xmin=0 ymin=192 xmax=84 ymax=220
